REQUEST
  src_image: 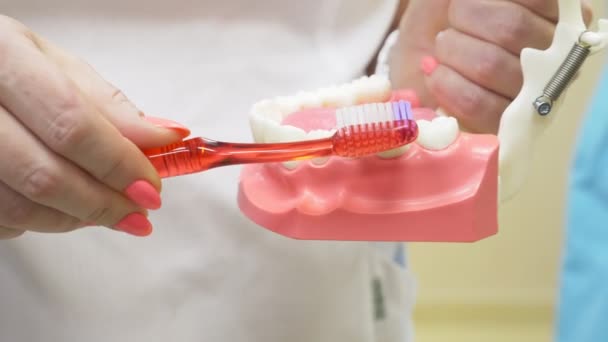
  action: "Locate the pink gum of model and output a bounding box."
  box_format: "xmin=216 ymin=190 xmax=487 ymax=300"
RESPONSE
xmin=237 ymin=90 xmax=499 ymax=242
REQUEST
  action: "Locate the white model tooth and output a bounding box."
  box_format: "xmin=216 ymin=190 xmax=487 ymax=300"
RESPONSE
xmin=265 ymin=125 xmax=307 ymax=170
xmin=266 ymin=124 xmax=307 ymax=143
xmin=416 ymin=116 xmax=459 ymax=150
xmin=311 ymin=157 xmax=330 ymax=165
xmin=252 ymin=99 xmax=283 ymax=122
xmin=377 ymin=145 xmax=411 ymax=159
xmin=306 ymin=129 xmax=335 ymax=165
xmin=435 ymin=107 xmax=449 ymax=117
xmin=257 ymin=116 xmax=283 ymax=143
xmin=275 ymin=96 xmax=301 ymax=117
xmin=353 ymin=75 xmax=391 ymax=103
xmin=295 ymin=91 xmax=322 ymax=109
xmin=249 ymin=114 xmax=264 ymax=143
xmin=283 ymin=161 xmax=300 ymax=170
xmin=307 ymin=129 xmax=336 ymax=140
xmin=318 ymin=86 xmax=356 ymax=107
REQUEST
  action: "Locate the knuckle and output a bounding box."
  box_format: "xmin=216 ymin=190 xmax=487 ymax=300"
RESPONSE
xmin=111 ymin=88 xmax=130 ymax=105
xmin=108 ymin=86 xmax=140 ymax=117
xmin=475 ymin=49 xmax=502 ymax=81
xmin=47 ymin=92 xmax=89 ymax=151
xmin=98 ymin=152 xmax=128 ymax=183
xmin=21 ymin=166 xmax=62 ymax=201
xmin=495 ymin=9 xmax=528 ymax=50
xmin=85 ymin=205 xmax=113 ymax=225
xmin=458 ymin=86 xmax=484 ymax=117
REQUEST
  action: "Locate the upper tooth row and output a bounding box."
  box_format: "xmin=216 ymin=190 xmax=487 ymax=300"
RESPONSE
xmin=251 ymin=74 xmax=392 ymax=124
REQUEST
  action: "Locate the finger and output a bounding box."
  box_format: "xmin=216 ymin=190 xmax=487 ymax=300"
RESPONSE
xmin=0 ymin=227 xmax=25 ymax=240
xmin=0 ymin=181 xmax=82 ymax=233
xmin=35 ymin=35 xmax=190 ymax=149
xmin=508 ymin=0 xmax=559 ymax=23
xmin=0 ymin=104 xmax=151 ymax=235
xmin=435 ymin=29 xmax=523 ymax=99
xmin=508 ymin=0 xmax=594 ymax=25
xmin=581 ymin=0 xmax=594 ymax=26
xmin=0 ymin=29 xmax=163 ymax=203
xmin=448 ymin=0 xmax=555 ymax=55
xmin=425 ymin=64 xmax=509 ymax=134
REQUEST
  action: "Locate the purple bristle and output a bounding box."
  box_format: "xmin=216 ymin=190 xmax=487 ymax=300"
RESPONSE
xmin=393 ymin=100 xmax=412 ymax=120
xmin=392 ymin=101 xmax=401 ymax=120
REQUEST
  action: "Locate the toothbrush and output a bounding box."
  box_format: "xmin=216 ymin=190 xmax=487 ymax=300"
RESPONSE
xmin=144 ymin=100 xmax=418 ymax=178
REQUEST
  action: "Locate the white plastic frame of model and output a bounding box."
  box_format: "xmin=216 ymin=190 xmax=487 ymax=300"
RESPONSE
xmin=497 ymin=0 xmax=608 ymax=202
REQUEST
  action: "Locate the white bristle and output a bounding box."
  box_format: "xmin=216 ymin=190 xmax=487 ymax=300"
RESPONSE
xmin=357 ymin=105 xmax=365 ymax=126
xmin=380 ymin=103 xmax=389 ymax=123
xmin=335 ymin=101 xmax=411 ymax=129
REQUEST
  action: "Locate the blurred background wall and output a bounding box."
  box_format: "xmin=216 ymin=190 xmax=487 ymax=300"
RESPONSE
xmin=408 ymin=1 xmax=607 ymax=341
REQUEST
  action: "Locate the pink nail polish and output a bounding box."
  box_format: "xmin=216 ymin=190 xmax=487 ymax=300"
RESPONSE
xmin=125 ymin=180 xmax=162 ymax=210
xmin=421 ymin=56 xmax=439 ymax=76
xmin=144 ymin=116 xmax=191 ymax=138
xmin=115 ymin=213 xmax=153 ymax=237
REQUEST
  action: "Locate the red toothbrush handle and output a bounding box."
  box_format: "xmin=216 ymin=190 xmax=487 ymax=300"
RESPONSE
xmin=143 ymin=137 xmax=335 ymax=178
xmin=143 ymin=138 xmax=210 ymax=178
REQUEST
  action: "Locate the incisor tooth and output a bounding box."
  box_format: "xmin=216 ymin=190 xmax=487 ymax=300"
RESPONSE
xmin=307 ymin=129 xmax=335 ymax=140
xmin=252 ymin=100 xmax=283 ymax=121
xmin=270 ymin=125 xmax=307 ymax=143
xmin=354 ymin=75 xmax=391 ymax=103
xmin=416 ymin=116 xmax=459 ymax=150
xmin=257 ymin=117 xmax=282 ymax=143
xmin=296 ymin=91 xmax=322 ymax=109
xmin=275 ymin=96 xmax=301 ymax=117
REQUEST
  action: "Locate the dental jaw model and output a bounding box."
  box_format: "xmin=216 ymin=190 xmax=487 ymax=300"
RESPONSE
xmin=499 ymin=0 xmax=608 ymax=202
xmin=237 ymin=0 xmax=608 ymax=242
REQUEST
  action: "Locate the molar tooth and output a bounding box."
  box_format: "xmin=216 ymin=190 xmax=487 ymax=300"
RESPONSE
xmin=377 ymin=145 xmax=411 ymax=159
xmin=282 ymin=161 xmax=300 ymax=170
xmin=318 ymin=86 xmax=356 ymax=107
xmin=311 ymin=157 xmax=330 ymax=165
xmin=416 ymin=116 xmax=460 ymax=150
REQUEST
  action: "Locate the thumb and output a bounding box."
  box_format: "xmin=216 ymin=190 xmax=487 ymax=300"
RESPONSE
xmin=33 ymin=35 xmax=190 ymax=149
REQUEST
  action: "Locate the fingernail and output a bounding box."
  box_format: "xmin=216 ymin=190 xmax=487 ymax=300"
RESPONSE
xmin=125 ymin=180 xmax=162 ymax=210
xmin=144 ymin=116 xmax=191 ymax=138
xmin=115 ymin=213 xmax=153 ymax=237
xmin=421 ymin=56 xmax=439 ymax=76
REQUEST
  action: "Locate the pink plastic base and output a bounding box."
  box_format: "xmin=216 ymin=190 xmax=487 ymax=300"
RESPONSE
xmin=237 ymin=133 xmax=499 ymax=242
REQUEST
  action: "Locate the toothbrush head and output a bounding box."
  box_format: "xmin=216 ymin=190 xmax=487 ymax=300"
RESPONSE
xmin=332 ymin=100 xmax=418 ymax=158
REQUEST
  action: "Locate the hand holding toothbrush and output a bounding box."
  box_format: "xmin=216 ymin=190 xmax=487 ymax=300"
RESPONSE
xmin=0 ymin=16 xmax=189 ymax=239
xmin=388 ymin=0 xmax=593 ymax=133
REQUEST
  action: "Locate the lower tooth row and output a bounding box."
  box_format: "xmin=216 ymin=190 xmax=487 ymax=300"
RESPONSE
xmin=278 ymin=116 xmax=460 ymax=169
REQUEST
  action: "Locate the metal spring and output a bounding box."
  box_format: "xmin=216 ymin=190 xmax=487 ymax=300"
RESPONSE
xmin=533 ymin=38 xmax=591 ymax=116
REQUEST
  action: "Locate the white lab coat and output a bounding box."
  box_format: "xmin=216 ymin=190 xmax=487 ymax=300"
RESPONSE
xmin=0 ymin=1 xmax=416 ymax=341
